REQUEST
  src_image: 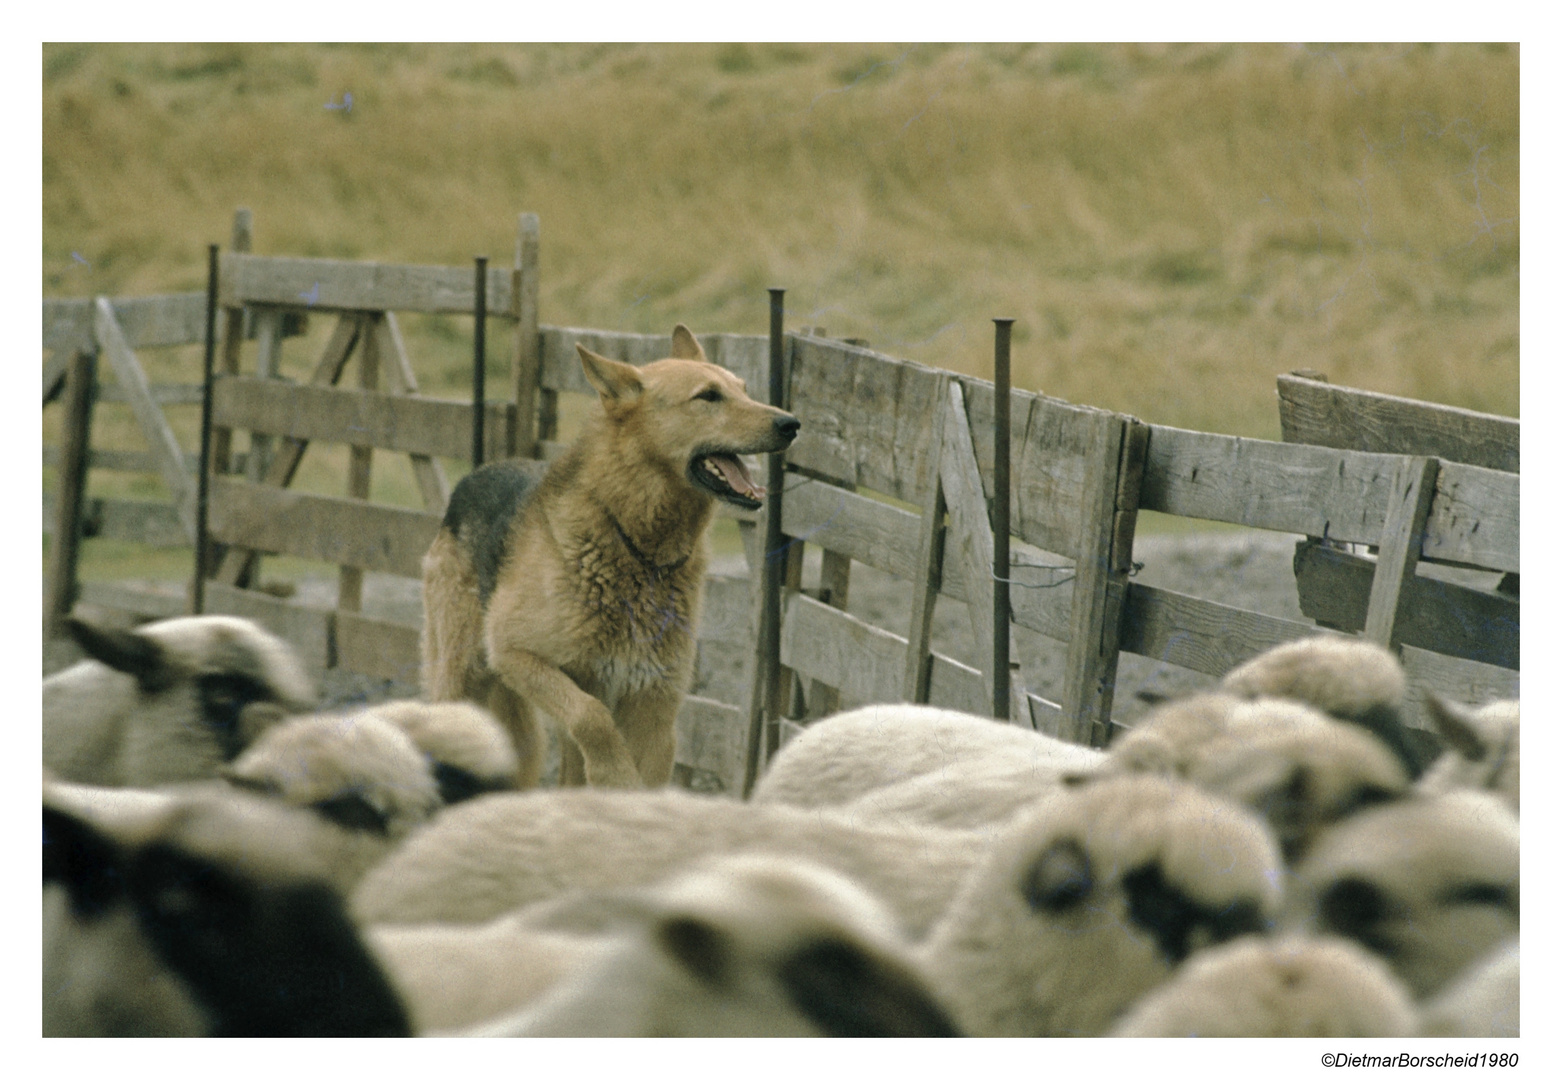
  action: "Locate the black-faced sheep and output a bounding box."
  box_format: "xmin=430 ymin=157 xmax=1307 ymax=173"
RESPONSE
xmin=43 ymin=614 xmax=315 ymax=787
xmin=916 ymin=773 xmax=1282 ymax=1036
xmin=43 ymin=797 xmax=410 ymax=1036
xmin=1108 ymin=935 xmax=1419 ymax=1037
xmin=1281 ymin=790 xmax=1519 ymax=999
xmin=1101 ymin=694 xmax=1410 ymax=862
xmin=1418 ymin=697 xmax=1519 ymax=813
xmin=380 ymin=854 xmax=959 ymax=1037
xmin=364 ymin=699 xmax=522 ymax=804
xmin=1218 ymin=634 xmax=1429 ymax=778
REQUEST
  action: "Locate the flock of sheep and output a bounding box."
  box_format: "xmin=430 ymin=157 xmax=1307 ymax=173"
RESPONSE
xmin=42 ymin=615 xmax=1519 ymax=1037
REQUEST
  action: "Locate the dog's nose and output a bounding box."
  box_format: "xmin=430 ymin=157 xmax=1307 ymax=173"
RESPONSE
xmin=774 ymin=414 xmax=801 ymax=442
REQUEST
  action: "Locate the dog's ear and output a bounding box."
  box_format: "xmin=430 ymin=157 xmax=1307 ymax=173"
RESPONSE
xmin=577 ymin=345 xmax=644 ymax=403
xmin=670 ymin=324 xmax=709 ymax=363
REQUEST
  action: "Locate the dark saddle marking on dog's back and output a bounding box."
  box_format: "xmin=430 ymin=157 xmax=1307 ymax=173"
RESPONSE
xmin=443 ymin=460 xmax=543 ymax=606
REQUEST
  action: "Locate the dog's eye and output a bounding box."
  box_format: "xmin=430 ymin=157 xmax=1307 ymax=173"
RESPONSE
xmin=694 ymin=388 xmax=723 ymax=403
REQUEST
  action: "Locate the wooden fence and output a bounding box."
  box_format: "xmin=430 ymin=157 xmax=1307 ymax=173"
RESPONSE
xmin=43 ymin=216 xmax=1520 ymax=794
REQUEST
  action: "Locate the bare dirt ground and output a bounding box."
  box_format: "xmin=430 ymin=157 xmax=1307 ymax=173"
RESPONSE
xmin=45 ymin=530 xmax=1315 ymax=734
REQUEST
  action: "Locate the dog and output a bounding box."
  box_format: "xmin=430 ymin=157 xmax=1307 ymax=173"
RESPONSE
xmin=421 ymin=325 xmax=799 ymax=789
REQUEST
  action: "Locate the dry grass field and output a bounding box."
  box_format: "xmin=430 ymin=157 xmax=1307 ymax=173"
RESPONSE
xmin=43 ymin=42 xmax=1519 ymax=580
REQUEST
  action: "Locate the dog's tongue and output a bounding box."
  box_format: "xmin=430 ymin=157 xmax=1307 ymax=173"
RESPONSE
xmin=712 ymin=455 xmax=765 ymax=499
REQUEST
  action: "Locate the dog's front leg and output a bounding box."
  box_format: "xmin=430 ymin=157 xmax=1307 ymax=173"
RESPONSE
xmin=487 ymin=647 xmax=643 ymax=788
xmin=614 ymin=683 xmax=683 ymax=788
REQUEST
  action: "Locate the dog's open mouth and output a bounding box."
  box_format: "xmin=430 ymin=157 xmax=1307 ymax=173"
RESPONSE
xmin=691 ymin=453 xmax=767 ymax=510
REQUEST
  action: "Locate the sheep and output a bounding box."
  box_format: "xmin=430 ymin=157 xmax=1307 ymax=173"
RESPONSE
xmin=1218 ymin=634 xmax=1430 ymax=779
xmin=350 ymin=787 xmax=981 ymax=935
xmin=378 ymin=854 xmax=959 ymax=1037
xmin=1419 ymin=937 xmax=1519 ymax=1037
xmin=362 ymin=699 xmax=522 ymax=804
xmin=751 ymin=702 xmax=1106 ymax=814
xmin=43 ymin=796 xmax=411 ymax=1036
xmin=1099 ymin=693 xmax=1410 ymax=863
xmin=1417 ymin=696 xmax=1519 ymax=813
xmin=1108 ymin=935 xmax=1419 ymax=1037
xmin=219 ymin=709 xmax=443 ymax=885
xmin=1281 ymin=790 xmax=1519 ymax=999
xmin=43 ymin=614 xmax=316 ymax=788
xmin=916 ymin=773 xmax=1282 ymax=1036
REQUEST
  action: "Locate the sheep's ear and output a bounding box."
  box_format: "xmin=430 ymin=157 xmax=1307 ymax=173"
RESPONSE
xmin=1425 ymin=695 xmax=1486 ymax=762
xmin=1135 ymin=689 xmax=1170 ymax=706
xmin=656 ymin=915 xmax=731 ymax=987
xmin=66 ymin=617 xmax=177 ymax=694
xmin=577 ymin=345 xmax=643 ymax=404
xmin=218 ymin=767 xmax=280 ymax=796
xmin=777 ymin=937 xmax=962 ymax=1037
xmin=1023 ymin=838 xmax=1093 ymax=913
xmin=669 ymin=324 xmax=709 ymax=363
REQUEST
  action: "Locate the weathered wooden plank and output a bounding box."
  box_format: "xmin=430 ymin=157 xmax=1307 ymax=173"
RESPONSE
xmin=1277 ymin=373 xmax=1519 ymax=473
xmin=1141 ymin=426 xmax=1518 ymax=573
xmin=205 ymin=583 xmax=335 ymax=681
xmin=377 ymin=313 xmax=451 ymax=515
xmin=538 ymin=327 xmax=768 ymax=395
xmin=43 ymin=352 xmax=69 ymax=405
xmin=938 ymin=381 xmax=1010 ymax=720
xmin=1363 ymin=457 xmax=1439 ymax=647
xmin=77 ymin=581 xmax=188 ymax=623
xmin=1400 ymin=646 xmax=1519 ymax=724
xmin=95 ymin=383 xmax=206 ymax=407
xmin=206 ymin=479 xmax=441 ymax=578
xmin=1422 ymin=464 xmax=1519 ymax=574
xmin=244 ymin=310 xmax=285 ymax=484
xmin=219 ymin=254 xmax=518 ymax=315
xmin=1292 ymin=540 xmax=1518 ymax=670
xmin=44 ymin=292 xmax=305 ymax=355
xmin=43 ymin=446 xmax=201 ymax=475
xmin=511 ymin=214 xmax=542 ymax=459
xmin=339 ymin=321 xmax=382 ymax=612
xmin=1060 ymin=414 xmax=1132 ymax=747
xmin=674 ymin=694 xmax=747 ymax=795
xmin=43 ymin=494 xmax=188 ymax=548
xmin=903 ymin=376 xmax=951 ymax=703
xmin=1119 ymin=582 xmax=1333 ymax=679
xmin=211 ymin=379 xmax=515 ymax=464
xmin=96 ymin=299 xmax=198 ymax=541
xmin=335 ymin=610 xmax=422 ymax=685
xmin=45 ymin=352 xmax=98 ymax=637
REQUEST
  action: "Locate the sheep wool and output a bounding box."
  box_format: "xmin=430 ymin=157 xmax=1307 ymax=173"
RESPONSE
xmin=350 ymin=787 xmax=981 ymax=936
xmin=43 ymin=614 xmax=316 ymax=788
xmin=1110 ymin=935 xmax=1419 ymax=1037
xmin=365 ymin=699 xmax=522 ymax=804
xmin=752 ymin=702 xmax=1103 ymax=811
xmin=1282 ymin=790 xmax=1519 ymax=999
xmin=468 ymin=854 xmax=960 ymax=1037
xmin=917 ymin=773 xmax=1283 ymax=1037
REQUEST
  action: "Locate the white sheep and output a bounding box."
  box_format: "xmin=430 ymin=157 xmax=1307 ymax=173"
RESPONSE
xmin=366 ymin=699 xmax=522 ymax=804
xmin=381 ymin=854 xmax=958 ymax=1036
xmin=751 ymin=702 xmax=1105 ymax=815
xmin=350 ymin=787 xmax=980 ymax=936
xmin=1103 ymin=694 xmax=1411 ymax=862
xmin=43 ymin=794 xmax=411 ymax=1036
xmin=1418 ymin=697 xmax=1519 ymax=813
xmin=1281 ymin=789 xmax=1519 ymax=999
xmin=1108 ymin=935 xmax=1419 ymax=1037
xmin=44 ymin=614 xmax=316 ymax=787
xmin=220 ymin=709 xmax=443 ymax=885
xmin=1419 ymin=936 xmax=1518 ymax=1037
xmin=916 ymin=772 xmax=1283 ymax=1036
xmin=1218 ymin=634 xmax=1428 ymax=779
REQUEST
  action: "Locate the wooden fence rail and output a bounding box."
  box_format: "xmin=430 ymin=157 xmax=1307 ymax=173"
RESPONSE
xmin=46 ymin=221 xmax=1520 ymax=794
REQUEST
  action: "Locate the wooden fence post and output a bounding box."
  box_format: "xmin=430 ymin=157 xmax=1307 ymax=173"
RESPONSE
xmin=45 ymin=351 xmax=97 ymax=638
xmin=511 ymin=213 xmax=541 ymax=459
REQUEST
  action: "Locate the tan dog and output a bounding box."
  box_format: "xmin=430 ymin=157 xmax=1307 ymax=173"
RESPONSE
xmin=421 ymin=326 xmax=799 ymax=788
